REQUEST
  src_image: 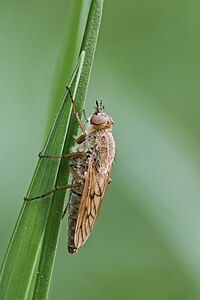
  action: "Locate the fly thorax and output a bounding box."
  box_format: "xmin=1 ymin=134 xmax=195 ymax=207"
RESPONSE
xmin=89 ymin=130 xmax=115 ymax=167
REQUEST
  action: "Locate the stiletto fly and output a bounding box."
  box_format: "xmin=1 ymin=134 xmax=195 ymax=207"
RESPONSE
xmin=24 ymin=88 xmax=115 ymax=254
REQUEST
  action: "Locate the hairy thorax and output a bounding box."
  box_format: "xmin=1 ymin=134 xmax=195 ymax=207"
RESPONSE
xmin=73 ymin=129 xmax=115 ymax=176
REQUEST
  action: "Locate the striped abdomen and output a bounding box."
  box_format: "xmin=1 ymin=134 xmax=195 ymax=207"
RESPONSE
xmin=67 ymin=185 xmax=83 ymax=254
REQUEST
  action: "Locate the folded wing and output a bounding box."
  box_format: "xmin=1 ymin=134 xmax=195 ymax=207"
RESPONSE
xmin=74 ymin=157 xmax=111 ymax=249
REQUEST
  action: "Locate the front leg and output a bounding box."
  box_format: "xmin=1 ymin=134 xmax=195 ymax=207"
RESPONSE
xmin=38 ymin=151 xmax=85 ymax=159
xmin=75 ymin=133 xmax=86 ymax=144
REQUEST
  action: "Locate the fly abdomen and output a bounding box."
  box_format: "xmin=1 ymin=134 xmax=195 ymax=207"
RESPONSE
xmin=67 ymin=188 xmax=82 ymax=254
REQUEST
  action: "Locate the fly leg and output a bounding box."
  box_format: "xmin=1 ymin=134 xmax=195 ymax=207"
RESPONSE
xmin=66 ymin=86 xmax=87 ymax=143
xmin=37 ymin=86 xmax=87 ymax=158
xmin=38 ymin=151 xmax=85 ymax=159
xmin=38 ymin=86 xmax=87 ymax=159
xmin=24 ymin=152 xmax=84 ymax=201
xmin=24 ymin=183 xmax=82 ymax=201
xmin=83 ymin=109 xmax=89 ymax=123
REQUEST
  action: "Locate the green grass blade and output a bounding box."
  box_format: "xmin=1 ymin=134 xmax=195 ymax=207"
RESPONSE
xmin=33 ymin=1 xmax=104 ymax=298
xmin=48 ymin=1 xmax=87 ymax=126
xmin=0 ymin=52 xmax=84 ymax=300
xmin=0 ymin=0 xmax=104 ymax=299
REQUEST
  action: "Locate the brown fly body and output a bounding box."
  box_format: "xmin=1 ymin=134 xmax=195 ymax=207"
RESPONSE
xmin=24 ymin=93 xmax=115 ymax=254
xmin=67 ymin=101 xmax=115 ymax=253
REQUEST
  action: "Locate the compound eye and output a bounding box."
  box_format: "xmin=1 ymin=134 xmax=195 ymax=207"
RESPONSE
xmin=90 ymin=115 xmax=107 ymax=125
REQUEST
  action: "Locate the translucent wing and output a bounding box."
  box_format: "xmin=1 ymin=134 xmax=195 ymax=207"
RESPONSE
xmin=74 ymin=157 xmax=111 ymax=249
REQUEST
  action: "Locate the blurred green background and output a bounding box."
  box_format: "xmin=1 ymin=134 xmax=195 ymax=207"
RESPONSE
xmin=1 ymin=0 xmax=200 ymax=299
